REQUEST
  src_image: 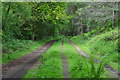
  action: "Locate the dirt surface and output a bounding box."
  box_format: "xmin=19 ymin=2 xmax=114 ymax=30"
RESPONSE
xmin=70 ymin=40 xmax=120 ymax=78
xmin=2 ymin=40 xmax=55 ymax=78
xmin=61 ymin=40 xmax=70 ymax=78
xmin=70 ymin=40 xmax=89 ymax=58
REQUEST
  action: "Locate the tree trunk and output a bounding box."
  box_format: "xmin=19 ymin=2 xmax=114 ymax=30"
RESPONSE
xmin=81 ymin=19 xmax=84 ymax=37
xmin=104 ymin=20 xmax=107 ymax=28
xmin=112 ymin=10 xmax=115 ymax=28
xmin=31 ymin=31 xmax=35 ymax=41
xmin=90 ymin=20 xmax=92 ymax=32
xmin=81 ymin=26 xmax=84 ymax=36
xmin=86 ymin=19 xmax=90 ymax=32
xmin=3 ymin=4 xmax=11 ymax=29
xmin=31 ymin=26 xmax=35 ymax=41
xmin=5 ymin=4 xmax=11 ymax=21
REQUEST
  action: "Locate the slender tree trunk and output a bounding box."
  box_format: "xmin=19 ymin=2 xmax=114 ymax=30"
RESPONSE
xmin=31 ymin=31 xmax=35 ymax=41
xmin=3 ymin=4 xmax=11 ymax=29
xmin=112 ymin=10 xmax=115 ymax=28
xmin=31 ymin=26 xmax=35 ymax=41
xmin=81 ymin=26 xmax=84 ymax=36
xmin=104 ymin=20 xmax=107 ymax=28
xmin=86 ymin=18 xmax=90 ymax=32
xmin=90 ymin=20 xmax=92 ymax=32
xmin=5 ymin=4 xmax=10 ymax=21
xmin=81 ymin=19 xmax=84 ymax=37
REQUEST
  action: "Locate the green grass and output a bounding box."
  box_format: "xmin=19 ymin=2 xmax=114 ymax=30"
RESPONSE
xmin=63 ymin=41 xmax=82 ymax=78
xmin=71 ymin=29 xmax=119 ymax=77
xmin=24 ymin=41 xmax=64 ymax=78
xmin=109 ymin=62 xmax=119 ymax=72
xmin=2 ymin=40 xmax=46 ymax=65
xmin=23 ymin=40 xmax=108 ymax=78
xmin=63 ymin=41 xmax=106 ymax=78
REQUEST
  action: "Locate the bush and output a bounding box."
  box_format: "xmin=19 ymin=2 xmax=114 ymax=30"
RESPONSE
xmin=2 ymin=39 xmax=38 ymax=54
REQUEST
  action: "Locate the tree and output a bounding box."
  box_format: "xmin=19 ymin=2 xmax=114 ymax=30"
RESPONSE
xmin=70 ymin=2 xmax=118 ymax=36
xmin=2 ymin=2 xmax=32 ymax=41
xmin=24 ymin=2 xmax=70 ymax=41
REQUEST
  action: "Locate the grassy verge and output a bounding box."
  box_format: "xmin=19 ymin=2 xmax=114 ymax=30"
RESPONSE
xmin=63 ymin=41 xmax=106 ymax=78
xmin=2 ymin=40 xmax=46 ymax=65
xmin=24 ymin=41 xmax=64 ymax=78
xmin=71 ymin=29 xmax=119 ymax=77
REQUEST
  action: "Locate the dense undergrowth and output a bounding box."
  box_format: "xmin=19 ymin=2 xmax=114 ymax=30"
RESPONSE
xmin=24 ymin=41 xmax=64 ymax=78
xmin=2 ymin=39 xmax=47 ymax=64
xmin=71 ymin=29 xmax=119 ymax=73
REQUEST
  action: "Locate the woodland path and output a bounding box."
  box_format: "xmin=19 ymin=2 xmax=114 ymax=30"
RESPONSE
xmin=2 ymin=40 xmax=119 ymax=78
xmin=70 ymin=40 xmax=120 ymax=78
xmin=2 ymin=40 xmax=55 ymax=78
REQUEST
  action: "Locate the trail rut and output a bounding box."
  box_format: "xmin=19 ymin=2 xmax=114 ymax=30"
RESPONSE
xmin=61 ymin=40 xmax=70 ymax=79
xmin=70 ymin=40 xmax=120 ymax=78
xmin=2 ymin=40 xmax=55 ymax=78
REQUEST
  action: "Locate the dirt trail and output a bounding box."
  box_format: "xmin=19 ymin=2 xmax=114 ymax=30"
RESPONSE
xmin=70 ymin=40 xmax=120 ymax=78
xmin=61 ymin=40 xmax=70 ymax=78
xmin=2 ymin=40 xmax=55 ymax=78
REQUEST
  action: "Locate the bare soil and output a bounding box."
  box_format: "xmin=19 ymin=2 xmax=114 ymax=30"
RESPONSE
xmin=61 ymin=40 xmax=70 ymax=79
xmin=2 ymin=40 xmax=55 ymax=78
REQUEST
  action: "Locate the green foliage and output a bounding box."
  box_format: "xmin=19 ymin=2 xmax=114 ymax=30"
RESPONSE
xmin=88 ymin=30 xmax=118 ymax=58
xmin=33 ymin=2 xmax=70 ymax=24
xmin=2 ymin=2 xmax=119 ymax=78
xmin=2 ymin=39 xmax=45 ymax=64
xmin=2 ymin=2 xmax=32 ymax=41
xmin=3 ymin=39 xmax=34 ymax=53
xmin=63 ymin=41 xmax=105 ymax=78
xmin=2 ymin=2 xmax=118 ymax=41
xmin=71 ymin=29 xmax=119 ymax=74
